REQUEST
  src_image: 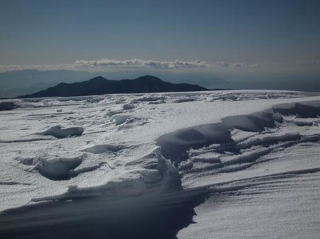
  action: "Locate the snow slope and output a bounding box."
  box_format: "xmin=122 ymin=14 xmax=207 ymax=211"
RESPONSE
xmin=1 ymin=90 xmax=320 ymax=238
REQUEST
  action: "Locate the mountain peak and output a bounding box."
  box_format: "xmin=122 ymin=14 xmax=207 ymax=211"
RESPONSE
xmin=21 ymin=75 xmax=208 ymax=98
xmin=135 ymin=75 xmax=161 ymax=81
xmin=88 ymin=76 xmax=107 ymax=82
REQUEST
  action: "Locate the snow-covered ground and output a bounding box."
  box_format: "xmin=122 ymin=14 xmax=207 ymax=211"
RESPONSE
xmin=1 ymin=90 xmax=320 ymax=238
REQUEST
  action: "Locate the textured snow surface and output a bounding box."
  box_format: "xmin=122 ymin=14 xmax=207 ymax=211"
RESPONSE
xmin=1 ymin=90 xmax=320 ymax=238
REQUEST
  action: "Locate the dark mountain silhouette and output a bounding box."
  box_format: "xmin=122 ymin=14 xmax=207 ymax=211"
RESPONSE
xmin=20 ymin=75 xmax=208 ymax=98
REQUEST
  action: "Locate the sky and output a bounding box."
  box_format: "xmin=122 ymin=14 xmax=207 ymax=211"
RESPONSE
xmin=0 ymin=0 xmax=320 ymax=92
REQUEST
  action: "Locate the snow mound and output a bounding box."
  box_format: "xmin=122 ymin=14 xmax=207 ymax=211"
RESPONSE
xmin=122 ymin=103 xmax=135 ymax=110
xmin=222 ymin=111 xmax=279 ymax=132
xmin=41 ymin=125 xmax=84 ymax=138
xmin=82 ymin=144 xmax=125 ymax=154
xmin=157 ymin=123 xmax=233 ymax=163
xmin=17 ymin=154 xmax=86 ymax=180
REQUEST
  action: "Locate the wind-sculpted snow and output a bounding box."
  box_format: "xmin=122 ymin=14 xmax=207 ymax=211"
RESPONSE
xmin=17 ymin=147 xmax=180 ymax=204
xmin=1 ymin=90 xmax=320 ymax=238
xmin=15 ymin=154 xmax=93 ymax=180
xmin=158 ymin=101 xmax=320 ymax=162
xmin=274 ymin=101 xmax=320 ymax=117
xmin=39 ymin=125 xmax=84 ymax=138
xmin=157 ymin=100 xmax=320 ymax=186
xmin=81 ymin=144 xmax=125 ymax=154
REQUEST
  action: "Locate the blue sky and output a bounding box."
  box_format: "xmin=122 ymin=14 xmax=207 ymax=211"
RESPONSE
xmin=0 ymin=0 xmax=320 ymax=77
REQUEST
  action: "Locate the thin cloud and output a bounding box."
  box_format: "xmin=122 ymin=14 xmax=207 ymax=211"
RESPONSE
xmin=0 ymin=58 xmax=261 ymax=72
xmin=74 ymin=58 xmax=207 ymax=69
xmin=215 ymin=61 xmax=260 ymax=69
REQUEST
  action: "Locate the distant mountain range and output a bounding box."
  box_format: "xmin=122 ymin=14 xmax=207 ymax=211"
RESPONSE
xmin=20 ymin=75 xmax=208 ymax=98
xmin=0 ymin=70 xmax=227 ymax=98
xmin=1 ymin=69 xmax=319 ymax=98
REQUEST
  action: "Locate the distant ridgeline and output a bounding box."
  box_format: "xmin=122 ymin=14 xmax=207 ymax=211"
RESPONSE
xmin=20 ymin=75 xmax=208 ymax=98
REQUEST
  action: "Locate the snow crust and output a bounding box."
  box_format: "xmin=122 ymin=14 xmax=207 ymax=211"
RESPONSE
xmin=1 ymin=90 xmax=320 ymax=238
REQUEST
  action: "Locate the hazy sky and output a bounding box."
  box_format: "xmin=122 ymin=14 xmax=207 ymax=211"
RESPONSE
xmin=0 ymin=0 xmax=320 ymax=76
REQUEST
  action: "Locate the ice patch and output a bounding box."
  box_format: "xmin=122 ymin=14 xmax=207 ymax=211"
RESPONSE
xmin=111 ymin=114 xmax=148 ymax=128
xmin=111 ymin=114 xmax=130 ymax=125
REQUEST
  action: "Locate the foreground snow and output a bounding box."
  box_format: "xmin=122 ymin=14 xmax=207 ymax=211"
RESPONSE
xmin=0 ymin=90 xmax=320 ymax=238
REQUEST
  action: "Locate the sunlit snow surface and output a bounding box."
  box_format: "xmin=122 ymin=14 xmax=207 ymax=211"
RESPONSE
xmin=1 ymin=90 xmax=320 ymax=238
